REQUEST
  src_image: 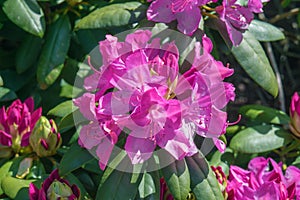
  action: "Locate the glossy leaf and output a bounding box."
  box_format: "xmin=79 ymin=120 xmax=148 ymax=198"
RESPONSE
xmin=239 ymin=104 xmax=290 ymax=125
xmin=230 ymin=125 xmax=293 ymax=153
xmin=75 ymin=2 xmax=147 ymax=29
xmin=37 ymin=15 xmax=71 ymax=89
xmin=47 ymin=100 xmax=75 ymax=117
xmin=1 ymin=176 xmax=36 ymax=200
xmin=161 ymin=159 xmax=190 ymax=200
xmin=3 ymin=0 xmax=45 ymax=37
xmin=0 ymin=160 xmax=14 ymax=195
xmin=59 ymin=143 xmax=94 ymax=176
xmin=138 ymin=172 xmax=156 ymax=198
xmin=16 ymin=34 xmax=42 ymax=74
xmin=96 ymin=169 xmax=140 ymax=200
xmin=0 ymin=69 xmax=34 ymax=91
xmin=248 ymin=20 xmax=285 ymax=42
xmin=0 ymin=87 xmax=17 ymax=102
xmin=65 ymin=173 xmax=90 ymax=199
xmin=231 ymin=31 xmax=278 ymax=97
xmin=186 ymin=152 xmax=224 ymax=200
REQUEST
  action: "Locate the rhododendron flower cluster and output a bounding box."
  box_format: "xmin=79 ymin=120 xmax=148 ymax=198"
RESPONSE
xmin=0 ymin=98 xmax=42 ymax=153
xmin=74 ymin=30 xmax=235 ymax=170
xmin=147 ymin=0 xmax=269 ymax=46
xmin=226 ymin=157 xmax=300 ymax=200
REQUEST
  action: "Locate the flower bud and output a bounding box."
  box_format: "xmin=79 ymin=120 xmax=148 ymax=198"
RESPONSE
xmin=30 ymin=117 xmax=62 ymax=157
xmin=0 ymin=97 xmax=42 ymax=154
xmin=47 ymin=181 xmax=74 ymax=200
xmin=289 ymin=92 xmax=300 ymax=137
xmin=29 ymin=169 xmax=80 ymax=200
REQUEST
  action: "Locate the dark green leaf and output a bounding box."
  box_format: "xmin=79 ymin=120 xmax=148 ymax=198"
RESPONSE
xmin=138 ymin=172 xmax=156 ymax=198
xmin=230 ymin=125 xmax=293 ymax=153
xmin=47 ymin=100 xmax=75 ymax=117
xmin=96 ymin=169 xmax=140 ymax=200
xmin=186 ymin=152 xmax=223 ymax=200
xmin=16 ymin=34 xmax=42 ymax=74
xmin=240 ymin=104 xmax=290 ymax=125
xmin=231 ymin=31 xmax=278 ymax=97
xmin=161 ymin=159 xmax=190 ymax=200
xmin=75 ymin=2 xmax=147 ymax=29
xmin=59 ymin=143 xmax=94 ymax=176
xmin=3 ymin=0 xmax=45 ymax=37
xmin=37 ymin=15 xmax=71 ymax=89
xmin=248 ymin=20 xmax=285 ymax=42
xmin=0 ymin=87 xmax=17 ymax=102
xmin=0 ymin=69 xmax=34 ymax=91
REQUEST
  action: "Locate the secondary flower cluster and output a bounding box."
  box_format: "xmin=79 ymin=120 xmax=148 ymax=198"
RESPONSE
xmin=147 ymin=0 xmax=269 ymax=46
xmin=74 ymin=30 xmax=235 ymax=169
xmin=0 ymin=98 xmax=41 ymax=154
xmin=0 ymin=98 xmax=61 ymax=158
xmin=226 ymin=157 xmax=300 ymax=200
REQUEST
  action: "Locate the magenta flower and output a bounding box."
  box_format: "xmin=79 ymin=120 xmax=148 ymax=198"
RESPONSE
xmin=147 ymin=0 xmax=209 ymax=36
xmin=248 ymin=0 xmax=270 ymax=13
xmin=74 ymin=30 xmax=235 ymax=169
xmin=226 ymin=157 xmax=300 ymax=200
xmin=289 ymin=92 xmax=300 ymax=137
xmin=0 ymin=97 xmax=42 ymax=153
xmin=29 ymin=169 xmax=80 ymax=200
xmin=216 ymin=0 xmax=254 ymax=46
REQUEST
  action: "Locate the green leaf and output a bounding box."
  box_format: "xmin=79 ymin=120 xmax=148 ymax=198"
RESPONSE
xmin=239 ymin=104 xmax=290 ymax=125
xmin=96 ymin=169 xmax=140 ymax=200
xmin=47 ymin=100 xmax=75 ymax=117
xmin=0 ymin=69 xmax=34 ymax=91
xmin=161 ymin=159 xmax=190 ymax=200
xmin=186 ymin=152 xmax=223 ymax=200
xmin=292 ymin=156 xmax=300 ymax=168
xmin=231 ymin=31 xmax=278 ymax=97
xmin=138 ymin=172 xmax=156 ymax=198
xmin=3 ymin=0 xmax=45 ymax=37
xmin=16 ymin=34 xmax=42 ymax=74
xmin=0 ymin=87 xmax=17 ymax=102
xmin=0 ymin=160 xmax=14 ymax=195
xmin=75 ymin=2 xmax=147 ymax=29
xmin=37 ymin=15 xmax=71 ymax=89
xmin=59 ymin=143 xmax=94 ymax=176
xmin=1 ymin=176 xmax=36 ymax=200
xmin=230 ymin=125 xmax=293 ymax=153
xmin=248 ymin=20 xmax=285 ymax=42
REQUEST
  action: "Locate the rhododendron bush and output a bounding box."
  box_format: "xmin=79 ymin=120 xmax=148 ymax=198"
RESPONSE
xmin=0 ymin=0 xmax=299 ymax=199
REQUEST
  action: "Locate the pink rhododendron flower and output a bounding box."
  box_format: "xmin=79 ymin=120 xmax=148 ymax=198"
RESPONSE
xmin=147 ymin=0 xmax=209 ymax=36
xmin=216 ymin=0 xmax=269 ymax=46
xmin=216 ymin=0 xmax=254 ymax=46
xmin=29 ymin=169 xmax=80 ymax=200
xmin=226 ymin=157 xmax=300 ymax=200
xmin=289 ymin=92 xmax=300 ymax=137
xmin=74 ymin=30 xmax=235 ymax=169
xmin=0 ymin=97 xmax=42 ymax=153
xmin=248 ymin=0 xmax=270 ymax=13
